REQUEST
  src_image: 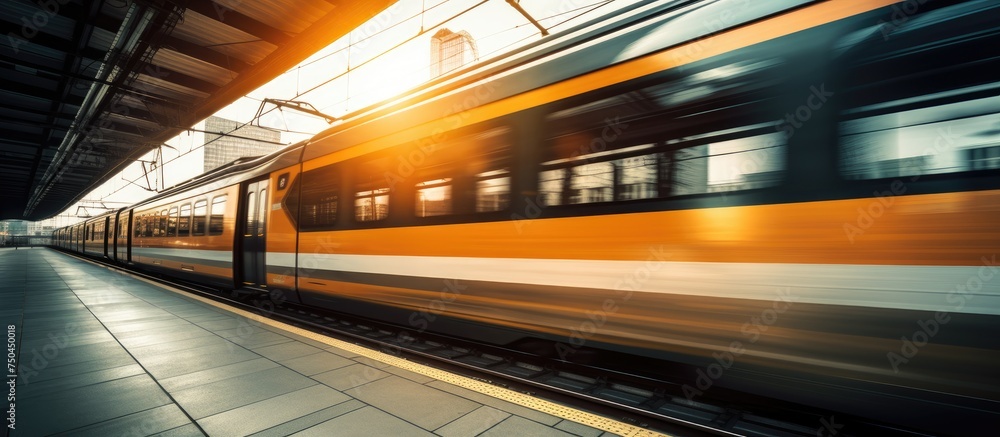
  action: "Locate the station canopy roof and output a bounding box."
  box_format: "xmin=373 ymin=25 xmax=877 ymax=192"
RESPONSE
xmin=0 ymin=0 xmax=397 ymax=220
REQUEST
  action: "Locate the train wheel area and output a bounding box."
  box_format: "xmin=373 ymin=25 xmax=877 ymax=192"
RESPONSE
xmin=1 ymin=248 xmax=667 ymax=437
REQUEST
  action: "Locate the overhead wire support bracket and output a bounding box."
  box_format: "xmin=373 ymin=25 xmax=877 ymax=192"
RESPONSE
xmin=255 ymin=98 xmax=339 ymax=126
xmin=505 ymin=0 xmax=549 ymax=36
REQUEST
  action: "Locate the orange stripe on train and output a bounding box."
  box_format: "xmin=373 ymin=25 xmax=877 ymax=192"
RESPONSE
xmin=297 ymin=190 xmax=1000 ymax=267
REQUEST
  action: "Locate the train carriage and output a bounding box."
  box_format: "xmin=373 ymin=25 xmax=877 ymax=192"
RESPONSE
xmin=120 ymin=148 xmax=303 ymax=289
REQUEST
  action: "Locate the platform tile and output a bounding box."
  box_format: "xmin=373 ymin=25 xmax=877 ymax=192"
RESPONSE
xmin=158 ymin=357 xmax=280 ymax=392
xmin=480 ymin=416 xmax=577 ymax=437
xmin=198 ymin=384 xmax=351 ymax=435
xmin=48 ymin=403 xmax=193 ymax=437
xmin=251 ymin=340 xmax=324 ymax=361
xmin=290 ymin=406 xmax=435 ymax=437
xmin=138 ymin=342 xmax=261 ymax=379
xmin=170 ymin=366 xmax=317 ymax=419
xmin=280 ymin=351 xmax=356 ymax=376
xmin=312 ymin=363 xmax=391 ymax=391
xmin=249 ymin=399 xmax=367 ymax=437
xmin=16 ymin=373 xmax=173 ymax=436
xmin=435 ymin=406 xmax=511 ymax=437
xmin=345 ymin=375 xmax=479 ymax=431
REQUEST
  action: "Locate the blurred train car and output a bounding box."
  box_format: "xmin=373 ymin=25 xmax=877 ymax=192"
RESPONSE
xmin=54 ymin=0 xmax=999 ymax=433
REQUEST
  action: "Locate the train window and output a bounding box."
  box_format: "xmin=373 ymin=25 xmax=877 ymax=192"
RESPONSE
xmin=616 ymin=153 xmax=658 ymax=200
xmin=167 ymin=207 xmax=178 ymax=237
xmin=209 ymin=195 xmax=226 ymax=235
xmin=245 ymin=191 xmax=257 ymax=237
xmin=669 ymin=132 xmax=785 ymax=196
xmin=539 ymin=144 xmax=655 ymax=205
xmin=841 ymin=109 xmax=1000 ymax=179
xmin=837 ymin=4 xmax=1000 ymax=180
xmin=300 ymin=165 xmax=340 ymax=231
xmin=462 ymin=128 xmax=511 ymax=213
xmin=257 ymin=189 xmax=267 ymax=236
xmin=540 ymin=132 xmax=785 ymax=204
xmin=355 ymin=188 xmax=389 ymax=222
xmin=542 ymin=55 xmax=790 ymax=204
xmin=475 ymin=169 xmax=510 ymax=212
xmin=158 ymin=209 xmax=167 ymax=237
xmin=415 ymin=178 xmax=452 ymax=217
xmin=178 ymin=204 xmax=191 ymax=236
xmin=193 ymin=200 xmax=207 ymax=236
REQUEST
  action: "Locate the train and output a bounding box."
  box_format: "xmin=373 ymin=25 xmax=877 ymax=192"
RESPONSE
xmin=53 ymin=0 xmax=1000 ymax=434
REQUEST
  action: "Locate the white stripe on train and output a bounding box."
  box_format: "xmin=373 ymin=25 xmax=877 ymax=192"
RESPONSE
xmin=277 ymin=252 xmax=1000 ymax=316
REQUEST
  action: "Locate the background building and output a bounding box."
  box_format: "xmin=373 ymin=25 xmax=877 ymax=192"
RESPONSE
xmin=430 ymin=28 xmax=478 ymax=78
xmin=203 ymin=116 xmax=283 ymax=172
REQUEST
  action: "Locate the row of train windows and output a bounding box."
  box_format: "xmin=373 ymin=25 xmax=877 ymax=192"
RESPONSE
xmin=134 ymin=196 xmax=227 ymax=238
xmin=84 ymin=222 xmax=105 ymax=241
xmin=298 ymin=127 xmax=785 ymax=230
xmin=298 ymin=128 xmax=512 ymax=229
xmin=304 ymin=172 xmax=511 ymax=225
xmin=300 ymin=174 xmax=511 ymax=228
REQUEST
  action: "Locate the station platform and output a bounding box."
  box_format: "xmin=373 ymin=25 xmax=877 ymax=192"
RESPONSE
xmin=1 ymin=248 xmax=660 ymax=437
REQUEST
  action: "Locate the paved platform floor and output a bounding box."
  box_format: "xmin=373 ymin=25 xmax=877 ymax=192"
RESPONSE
xmin=1 ymin=248 xmax=647 ymax=436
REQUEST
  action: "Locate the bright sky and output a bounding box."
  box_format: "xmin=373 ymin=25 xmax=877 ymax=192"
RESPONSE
xmin=35 ymin=0 xmax=646 ymax=228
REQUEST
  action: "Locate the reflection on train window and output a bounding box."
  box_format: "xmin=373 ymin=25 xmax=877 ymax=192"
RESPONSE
xmin=540 ymin=132 xmax=784 ymax=204
xmin=836 ymin=15 xmax=1000 ymax=180
xmin=300 ymin=165 xmax=340 ymax=230
xmin=415 ymin=178 xmax=452 ymax=217
xmin=840 ymin=97 xmax=1000 ymax=179
xmin=257 ymin=189 xmax=267 ymax=236
xmin=476 ymin=169 xmax=509 ymax=212
xmin=409 ymin=126 xmax=510 ymax=216
xmin=309 ymin=195 xmax=338 ymax=229
xmin=542 ymin=55 xmax=789 ymax=204
xmin=617 ymin=154 xmax=658 ymax=200
xmin=167 ymin=206 xmax=178 ymax=237
xmin=209 ymin=195 xmax=226 ymax=235
xmin=193 ymin=200 xmax=207 ymax=236
xmin=159 ymin=209 xmax=167 ymax=237
xmin=673 ymin=132 xmax=785 ymax=195
xmin=178 ymin=204 xmax=191 ymax=236
xmin=355 ymin=188 xmax=389 ymax=222
xmin=245 ymin=191 xmax=257 ymax=237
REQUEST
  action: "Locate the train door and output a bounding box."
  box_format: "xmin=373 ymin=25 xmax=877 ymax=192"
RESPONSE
xmin=240 ymin=178 xmax=269 ymax=287
xmin=103 ymin=216 xmax=111 ymax=258
xmin=116 ymin=210 xmax=132 ymax=263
